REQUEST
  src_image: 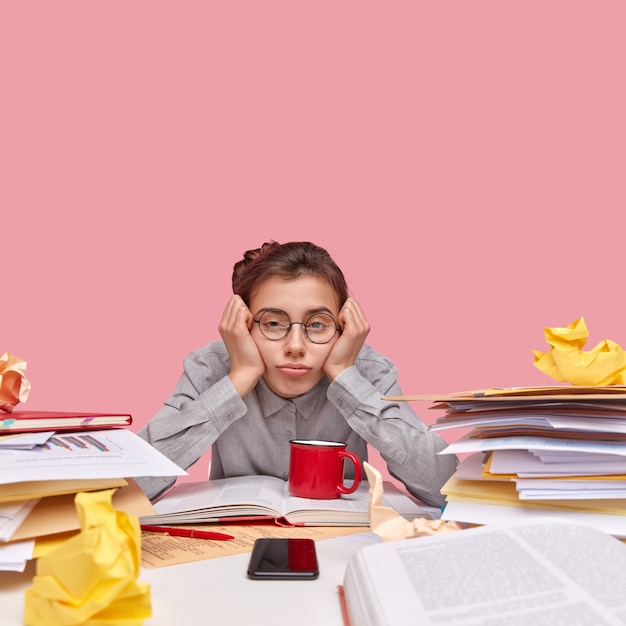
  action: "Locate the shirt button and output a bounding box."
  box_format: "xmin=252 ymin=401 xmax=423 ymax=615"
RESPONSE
xmin=285 ymin=431 xmax=293 ymax=439
xmin=337 ymin=399 xmax=344 ymax=407
xmin=227 ymin=413 xmax=235 ymax=421
xmin=282 ymin=472 xmax=289 ymax=480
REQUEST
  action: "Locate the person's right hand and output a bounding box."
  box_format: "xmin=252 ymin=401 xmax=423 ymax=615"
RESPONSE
xmin=218 ymin=295 xmax=266 ymax=397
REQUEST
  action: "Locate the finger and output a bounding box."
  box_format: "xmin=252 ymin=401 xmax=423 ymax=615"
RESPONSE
xmin=341 ymin=298 xmax=368 ymax=329
xmin=220 ymin=296 xmax=239 ymax=328
xmin=220 ymin=296 xmax=251 ymax=332
xmin=345 ymin=298 xmax=367 ymax=321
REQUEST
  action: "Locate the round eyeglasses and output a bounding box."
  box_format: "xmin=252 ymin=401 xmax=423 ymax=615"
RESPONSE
xmin=253 ymin=309 xmax=341 ymax=344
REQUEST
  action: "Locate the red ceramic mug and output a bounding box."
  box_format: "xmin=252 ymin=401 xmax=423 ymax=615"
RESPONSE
xmin=288 ymin=439 xmax=362 ymax=499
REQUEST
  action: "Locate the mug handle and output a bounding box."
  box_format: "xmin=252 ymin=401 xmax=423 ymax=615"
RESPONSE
xmin=336 ymin=450 xmax=362 ymax=495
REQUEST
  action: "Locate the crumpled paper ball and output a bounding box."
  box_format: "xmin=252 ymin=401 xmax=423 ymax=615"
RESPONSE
xmin=24 ymin=489 xmax=151 ymax=626
xmin=365 ymin=462 xmax=462 ymax=542
xmin=532 ymin=317 xmax=626 ymax=386
xmin=0 ymin=351 xmax=31 ymax=412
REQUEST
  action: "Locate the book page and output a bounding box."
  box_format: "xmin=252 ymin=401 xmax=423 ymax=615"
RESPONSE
xmin=284 ymin=483 xmax=370 ymax=516
xmin=149 ymin=475 xmax=288 ymax=519
xmin=284 ymin=482 xmax=432 ymax=525
xmin=343 ymin=521 xmax=626 ymax=625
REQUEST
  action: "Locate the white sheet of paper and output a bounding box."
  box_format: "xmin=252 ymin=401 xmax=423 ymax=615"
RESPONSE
xmin=0 ymin=429 xmax=186 ymax=484
xmin=489 ymin=449 xmax=626 ymax=476
xmin=433 ymin=415 xmax=626 ymax=433
xmin=0 ymin=540 xmax=34 ymax=572
xmin=518 ymin=489 xmax=626 ymax=499
xmin=440 ymin=432 xmax=626 ymax=456
xmin=0 ymin=499 xmax=39 ymax=541
xmin=0 ymin=432 xmax=54 ymax=449
xmin=442 ymin=500 xmax=626 ymax=537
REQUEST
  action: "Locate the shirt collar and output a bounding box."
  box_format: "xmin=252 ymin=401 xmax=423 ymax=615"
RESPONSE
xmin=255 ymin=376 xmax=330 ymax=420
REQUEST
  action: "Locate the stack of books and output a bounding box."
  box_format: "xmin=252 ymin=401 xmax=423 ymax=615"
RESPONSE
xmin=387 ymin=386 xmax=626 ymax=537
xmin=0 ymin=410 xmax=187 ymax=571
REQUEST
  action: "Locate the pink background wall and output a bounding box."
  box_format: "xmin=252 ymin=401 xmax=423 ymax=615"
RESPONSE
xmin=3 ymin=3 xmax=625 ymax=484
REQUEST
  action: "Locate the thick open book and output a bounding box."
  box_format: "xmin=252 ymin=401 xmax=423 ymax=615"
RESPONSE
xmin=0 ymin=410 xmax=132 ymax=434
xmin=139 ymin=474 xmax=428 ymax=527
xmin=340 ymin=520 xmax=626 ymax=626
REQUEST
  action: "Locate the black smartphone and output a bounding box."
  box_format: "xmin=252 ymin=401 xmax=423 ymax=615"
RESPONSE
xmin=247 ymin=538 xmax=319 ymax=580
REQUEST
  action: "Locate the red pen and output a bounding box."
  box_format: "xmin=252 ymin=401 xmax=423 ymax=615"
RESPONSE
xmin=140 ymin=525 xmax=235 ymax=540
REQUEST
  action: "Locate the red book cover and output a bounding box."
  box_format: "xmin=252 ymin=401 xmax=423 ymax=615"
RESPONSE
xmin=0 ymin=410 xmax=132 ymax=434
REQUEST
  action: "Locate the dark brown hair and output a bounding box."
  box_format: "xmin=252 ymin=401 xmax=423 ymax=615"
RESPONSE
xmin=232 ymin=241 xmax=349 ymax=308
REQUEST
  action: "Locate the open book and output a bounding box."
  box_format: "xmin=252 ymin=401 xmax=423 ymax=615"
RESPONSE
xmin=340 ymin=520 xmax=626 ymax=626
xmin=139 ymin=474 xmax=429 ymax=527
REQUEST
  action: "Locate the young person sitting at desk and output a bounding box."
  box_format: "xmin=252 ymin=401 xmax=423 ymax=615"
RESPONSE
xmin=135 ymin=241 xmax=457 ymax=507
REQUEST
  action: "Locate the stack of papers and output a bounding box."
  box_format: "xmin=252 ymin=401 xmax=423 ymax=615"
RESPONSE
xmin=387 ymin=386 xmax=626 ymax=537
xmin=0 ymin=428 xmax=187 ymax=571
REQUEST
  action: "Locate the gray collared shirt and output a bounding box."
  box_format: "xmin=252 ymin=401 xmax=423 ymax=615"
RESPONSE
xmin=136 ymin=341 xmax=457 ymax=507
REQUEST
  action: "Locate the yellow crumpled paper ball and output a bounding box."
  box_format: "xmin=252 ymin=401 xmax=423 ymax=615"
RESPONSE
xmin=0 ymin=351 xmax=31 ymax=412
xmin=532 ymin=317 xmax=626 ymax=386
xmin=24 ymin=489 xmax=151 ymax=626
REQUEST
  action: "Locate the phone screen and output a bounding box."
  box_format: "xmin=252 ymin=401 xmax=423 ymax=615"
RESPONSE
xmin=247 ymin=538 xmax=319 ymax=580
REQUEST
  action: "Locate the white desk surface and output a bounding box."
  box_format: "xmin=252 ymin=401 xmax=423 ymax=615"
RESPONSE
xmin=1 ymin=532 xmax=378 ymax=625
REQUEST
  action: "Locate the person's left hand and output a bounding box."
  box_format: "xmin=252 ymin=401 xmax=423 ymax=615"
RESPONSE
xmin=322 ymin=297 xmax=370 ymax=380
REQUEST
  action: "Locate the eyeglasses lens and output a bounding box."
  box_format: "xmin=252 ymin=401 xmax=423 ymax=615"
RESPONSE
xmin=258 ymin=310 xmax=337 ymax=344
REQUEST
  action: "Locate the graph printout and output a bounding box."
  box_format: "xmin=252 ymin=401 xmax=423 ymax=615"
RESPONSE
xmin=0 ymin=429 xmax=187 ymax=484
